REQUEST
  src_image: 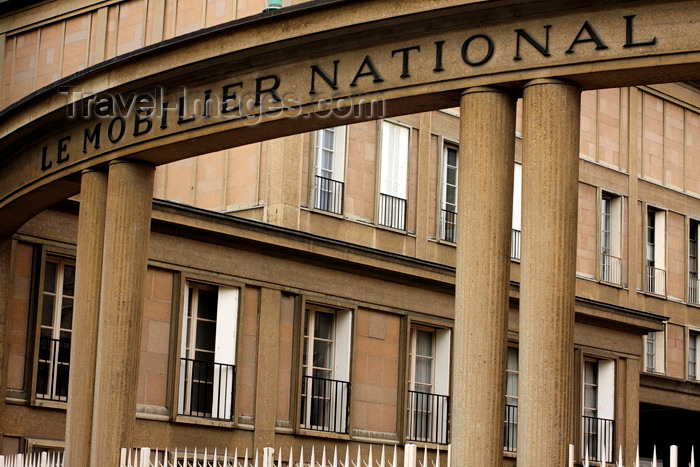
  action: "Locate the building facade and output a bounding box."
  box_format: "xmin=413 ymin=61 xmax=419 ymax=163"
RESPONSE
xmin=1 ymin=0 xmax=699 ymax=466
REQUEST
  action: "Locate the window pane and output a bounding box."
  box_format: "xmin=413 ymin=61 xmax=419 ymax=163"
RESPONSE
xmin=62 ymin=264 xmax=75 ymax=296
xmin=416 ymin=330 xmax=434 ymax=357
xmin=44 ymin=261 xmax=57 ymax=293
xmin=415 ymin=356 xmax=432 ymax=386
xmin=313 ymin=339 xmax=333 ymax=370
xmin=41 ymin=295 xmax=55 ymax=328
xmin=60 ymin=297 xmax=73 ymax=330
xmin=314 ymin=311 xmax=335 ymax=340
xmin=195 ymin=320 xmax=216 ymax=352
xmin=197 ymin=288 xmax=218 ymax=321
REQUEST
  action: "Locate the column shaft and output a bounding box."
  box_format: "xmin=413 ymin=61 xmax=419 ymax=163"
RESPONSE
xmin=452 ymin=87 xmax=516 ymax=466
xmin=0 ymin=236 xmax=14 ymax=453
xmin=91 ymin=161 xmax=154 ymax=466
xmin=254 ymin=288 xmax=281 ymax=450
xmin=519 ymin=79 xmax=581 ymax=466
xmin=65 ymin=170 xmax=108 ymax=467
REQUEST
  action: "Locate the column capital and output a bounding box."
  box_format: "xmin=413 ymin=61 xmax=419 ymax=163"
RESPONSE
xmin=460 ymin=85 xmax=515 ymax=98
xmin=523 ymin=77 xmax=581 ymax=90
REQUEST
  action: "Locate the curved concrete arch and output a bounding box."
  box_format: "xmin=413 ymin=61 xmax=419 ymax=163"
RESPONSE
xmin=1 ymin=0 xmax=699 ymax=234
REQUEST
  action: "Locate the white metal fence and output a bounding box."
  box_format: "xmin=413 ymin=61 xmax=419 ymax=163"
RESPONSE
xmin=0 ymin=444 xmax=695 ymax=467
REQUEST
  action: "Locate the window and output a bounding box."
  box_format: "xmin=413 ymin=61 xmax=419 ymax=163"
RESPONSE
xmin=690 ymin=219 xmax=699 ymax=305
xmin=378 ymin=121 xmax=409 ymax=230
xmin=582 ymin=359 xmax=615 ymax=463
xmin=504 ymin=346 xmax=518 ymax=452
xmin=178 ymin=282 xmax=239 ymax=421
xmin=36 ymin=257 xmax=74 ymax=402
xmin=644 ymin=330 xmax=665 ymax=374
xmin=646 ymin=207 xmax=666 ymax=295
xmin=600 ymin=193 xmax=622 ymax=284
xmin=689 ymin=331 xmax=698 ymax=381
xmin=511 ymin=162 xmax=522 ymax=260
xmin=440 ymin=145 xmax=458 ymax=242
xmin=300 ymin=305 xmax=352 ymax=434
xmin=406 ymin=326 xmax=450 ymax=444
xmin=313 ymin=126 xmax=346 ymax=214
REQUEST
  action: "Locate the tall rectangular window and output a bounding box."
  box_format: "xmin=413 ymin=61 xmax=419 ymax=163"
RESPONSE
xmin=36 ymin=257 xmax=74 ymax=402
xmin=643 ymin=330 xmax=665 ymax=374
xmin=689 ymin=219 xmax=699 ymax=305
xmin=511 ymin=162 xmax=522 ymax=260
xmin=504 ymin=346 xmax=519 ymax=452
xmin=582 ymin=359 xmax=615 ymax=463
xmin=406 ymin=326 xmax=450 ymax=445
xmin=300 ymin=306 xmax=351 ymax=434
xmin=178 ymin=283 xmax=238 ymax=421
xmin=689 ymin=331 xmax=698 ymax=381
xmin=646 ymin=207 xmax=666 ymax=295
xmin=314 ymin=126 xmax=346 ymax=214
xmin=440 ymin=146 xmax=458 ymax=242
xmin=379 ymin=121 xmax=409 ymax=230
xmin=600 ymin=193 xmax=622 ymax=284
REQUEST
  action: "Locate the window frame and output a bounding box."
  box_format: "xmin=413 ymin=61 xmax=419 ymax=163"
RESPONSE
xmin=311 ymin=126 xmax=347 ymax=215
xmin=30 ymin=249 xmax=76 ymax=408
xmin=298 ymin=303 xmax=352 ymax=435
xmin=689 ymin=218 xmax=699 ymax=305
xmin=599 ymin=191 xmax=623 ymax=285
xmin=377 ymin=119 xmax=411 ymax=231
xmin=439 ymin=143 xmax=459 ymax=243
xmin=173 ymin=274 xmax=243 ymax=426
xmin=645 ymin=205 xmax=666 ymax=295
xmin=689 ymin=329 xmax=699 ymax=381
xmin=580 ymin=357 xmax=615 ymax=463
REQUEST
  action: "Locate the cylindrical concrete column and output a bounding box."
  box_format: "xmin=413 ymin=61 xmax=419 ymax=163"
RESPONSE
xmin=0 ymin=236 xmax=14 ymax=453
xmin=65 ymin=169 xmax=108 ymax=467
xmin=90 ymin=160 xmax=154 ymax=466
xmin=452 ymin=87 xmax=516 ymax=466
xmin=519 ymin=78 xmax=581 ymax=466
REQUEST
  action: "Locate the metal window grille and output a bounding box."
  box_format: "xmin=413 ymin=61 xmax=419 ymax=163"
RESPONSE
xmin=36 ymin=336 xmax=70 ymax=402
xmin=379 ymin=193 xmax=407 ymax=230
xmin=300 ymin=375 xmax=350 ymax=434
xmin=179 ymin=358 xmax=236 ymax=421
xmin=601 ymin=253 xmax=622 ymax=285
xmin=582 ymin=416 xmax=615 ymax=463
xmin=504 ymin=404 xmax=518 ymax=452
xmin=511 ymin=229 xmax=521 ymax=260
xmin=645 ymin=266 xmax=666 ymax=295
xmin=406 ymin=390 xmax=450 ymax=445
xmin=314 ymin=176 xmax=344 ymax=214
xmin=440 ymin=210 xmax=457 ymax=243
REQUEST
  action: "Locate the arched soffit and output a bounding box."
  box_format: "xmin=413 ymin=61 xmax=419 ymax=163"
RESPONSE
xmin=1 ymin=0 xmax=699 ymax=234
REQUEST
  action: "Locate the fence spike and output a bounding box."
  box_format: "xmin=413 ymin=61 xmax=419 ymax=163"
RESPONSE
xmin=288 ymin=447 xmax=294 ymax=467
xmin=392 ymin=446 xmax=397 ymax=467
xmin=584 ymin=444 xmax=589 ymax=467
xmin=670 ymin=445 xmax=679 ymax=467
xmin=422 ymin=447 xmax=427 ymax=467
xmin=300 ymin=446 xmax=305 ymax=467
xmin=244 ymin=448 xmax=250 ymax=467
xmin=380 ymin=446 xmax=385 ymax=467
xmin=344 ymin=446 xmax=350 ymax=467
xmin=434 ymin=446 xmax=439 ymax=467
xmin=653 ymin=445 xmax=657 ymax=467
xmin=277 ymin=447 xmax=283 ymax=467
xmin=617 ymin=446 xmax=623 ymax=467
xmin=447 ymin=445 xmax=451 ymax=467
xmin=691 ymin=446 xmax=695 ymax=467
xmin=333 ymin=446 xmax=338 ymax=467
xmin=368 ymin=445 xmax=373 ymax=467
xmin=322 ymin=446 xmax=327 ymax=467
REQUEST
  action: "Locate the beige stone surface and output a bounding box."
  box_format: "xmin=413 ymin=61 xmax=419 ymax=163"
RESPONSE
xmin=519 ymin=79 xmax=580 ymax=467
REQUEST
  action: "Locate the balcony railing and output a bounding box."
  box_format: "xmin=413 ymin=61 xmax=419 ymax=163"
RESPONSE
xmin=511 ymin=229 xmax=521 ymax=260
xmin=314 ymin=176 xmax=344 ymax=215
xmin=179 ymin=358 xmax=236 ymax=421
xmin=300 ymin=375 xmax=350 ymax=434
xmin=645 ymin=266 xmax=666 ymax=295
xmin=406 ymin=390 xmax=450 ymax=445
xmin=504 ymin=404 xmax=518 ymax=452
xmin=582 ymin=416 xmax=615 ymax=463
xmin=601 ymin=253 xmax=622 ymax=285
xmin=379 ymin=193 xmax=407 ymax=230
xmin=441 ymin=210 xmax=457 ymax=243
xmin=690 ymin=275 xmax=700 ymax=305
xmin=36 ymin=336 xmax=70 ymax=402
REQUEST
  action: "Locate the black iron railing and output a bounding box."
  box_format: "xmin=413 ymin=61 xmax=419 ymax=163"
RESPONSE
xmin=504 ymin=404 xmax=518 ymax=452
xmin=582 ymin=415 xmax=615 ymax=463
xmin=601 ymin=253 xmax=622 ymax=284
xmin=441 ymin=210 xmax=457 ymax=243
xmin=314 ymin=176 xmax=344 ymax=215
xmin=300 ymin=375 xmax=350 ymax=434
xmin=511 ymin=229 xmax=521 ymax=260
xmin=645 ymin=266 xmax=666 ymax=295
xmin=689 ymin=275 xmax=700 ymax=305
xmin=36 ymin=336 xmax=70 ymax=402
xmin=406 ymin=390 xmax=450 ymax=445
xmin=379 ymin=193 xmax=407 ymax=230
xmin=179 ymin=358 xmax=236 ymax=421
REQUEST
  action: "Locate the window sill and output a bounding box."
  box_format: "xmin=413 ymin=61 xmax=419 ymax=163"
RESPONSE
xmin=33 ymin=399 xmax=67 ymax=410
xmin=173 ymin=414 xmax=237 ymax=429
xmin=297 ymin=428 xmax=353 ymax=442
